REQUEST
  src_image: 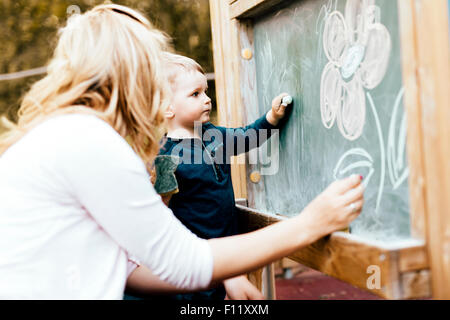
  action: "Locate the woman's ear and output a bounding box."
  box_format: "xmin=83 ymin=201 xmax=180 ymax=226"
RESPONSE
xmin=165 ymin=105 xmax=175 ymax=119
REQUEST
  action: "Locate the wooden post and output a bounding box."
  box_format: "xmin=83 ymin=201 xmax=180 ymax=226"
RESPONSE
xmin=413 ymin=0 xmax=450 ymax=299
xmin=209 ymin=0 xmax=247 ymax=199
xmin=398 ymin=0 xmax=428 ymax=241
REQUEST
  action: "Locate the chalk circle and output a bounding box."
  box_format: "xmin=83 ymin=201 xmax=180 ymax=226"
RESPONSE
xmin=358 ymin=24 xmax=391 ymax=90
xmin=323 ymin=11 xmax=348 ymax=67
xmin=337 ymin=79 xmax=366 ymax=141
xmin=320 ymin=62 xmax=342 ymax=129
xmin=341 ymin=44 xmax=366 ymax=80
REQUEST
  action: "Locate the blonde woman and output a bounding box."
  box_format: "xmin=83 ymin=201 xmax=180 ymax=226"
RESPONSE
xmin=0 ymin=4 xmax=364 ymax=299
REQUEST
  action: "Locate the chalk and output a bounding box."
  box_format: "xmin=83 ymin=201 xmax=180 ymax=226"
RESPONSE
xmin=281 ymin=95 xmax=293 ymax=106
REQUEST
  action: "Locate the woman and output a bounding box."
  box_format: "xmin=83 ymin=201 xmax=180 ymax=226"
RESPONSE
xmin=0 ymin=4 xmax=364 ymax=299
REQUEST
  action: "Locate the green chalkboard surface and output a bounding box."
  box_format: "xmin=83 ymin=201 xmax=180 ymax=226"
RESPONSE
xmin=247 ymin=0 xmax=410 ymax=241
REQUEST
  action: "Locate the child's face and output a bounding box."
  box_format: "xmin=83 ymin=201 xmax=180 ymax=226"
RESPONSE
xmin=169 ymin=70 xmax=212 ymax=128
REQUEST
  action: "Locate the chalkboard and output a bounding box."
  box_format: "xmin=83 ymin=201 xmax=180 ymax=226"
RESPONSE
xmin=247 ymin=0 xmax=411 ymax=241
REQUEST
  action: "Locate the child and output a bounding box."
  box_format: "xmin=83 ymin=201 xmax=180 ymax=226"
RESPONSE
xmin=157 ymin=53 xmax=292 ymax=300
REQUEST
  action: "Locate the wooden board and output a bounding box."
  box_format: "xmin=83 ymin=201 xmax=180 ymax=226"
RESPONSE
xmin=237 ymin=204 xmax=430 ymax=299
xmin=230 ymin=0 xmax=287 ymax=19
xmin=239 ymin=0 xmax=412 ymax=243
xmin=210 ymin=0 xmax=450 ymax=299
xmin=413 ymin=0 xmax=450 ymax=299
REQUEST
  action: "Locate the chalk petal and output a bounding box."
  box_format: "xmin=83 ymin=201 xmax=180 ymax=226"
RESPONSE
xmin=345 ymin=0 xmax=375 ymax=45
xmin=323 ymin=11 xmax=348 ymax=66
xmin=358 ymin=24 xmax=391 ymax=89
xmin=337 ymin=79 xmax=366 ymax=141
xmin=320 ymin=62 xmax=342 ymax=129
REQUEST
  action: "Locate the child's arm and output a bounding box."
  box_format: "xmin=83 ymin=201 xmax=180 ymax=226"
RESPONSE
xmin=223 ymin=275 xmax=264 ymax=300
xmin=214 ymin=93 xmax=292 ymax=157
xmin=125 ymin=259 xmax=262 ymax=299
xmin=126 ymin=265 xmax=264 ymax=299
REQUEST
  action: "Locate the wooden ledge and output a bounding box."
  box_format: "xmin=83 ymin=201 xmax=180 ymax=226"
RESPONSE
xmin=230 ymin=0 xmax=288 ymax=19
xmin=236 ymin=204 xmax=430 ymax=299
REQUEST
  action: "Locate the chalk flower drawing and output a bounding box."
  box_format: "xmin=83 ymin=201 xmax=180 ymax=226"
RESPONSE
xmin=320 ymin=0 xmax=391 ymax=140
xmin=320 ymin=0 xmax=408 ymax=214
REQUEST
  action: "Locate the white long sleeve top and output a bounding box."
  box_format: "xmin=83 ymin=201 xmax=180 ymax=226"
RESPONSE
xmin=0 ymin=114 xmax=214 ymax=299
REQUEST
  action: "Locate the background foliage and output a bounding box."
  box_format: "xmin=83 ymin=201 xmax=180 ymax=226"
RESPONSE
xmin=0 ymin=0 xmax=216 ymax=129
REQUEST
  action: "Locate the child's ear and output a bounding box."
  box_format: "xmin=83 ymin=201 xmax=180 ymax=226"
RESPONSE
xmin=165 ymin=105 xmax=175 ymax=119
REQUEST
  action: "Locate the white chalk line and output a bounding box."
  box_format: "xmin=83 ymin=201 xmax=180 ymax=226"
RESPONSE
xmin=367 ymin=91 xmax=385 ymax=213
xmin=387 ymin=87 xmax=409 ymax=189
xmin=333 ymin=147 xmax=375 ymax=189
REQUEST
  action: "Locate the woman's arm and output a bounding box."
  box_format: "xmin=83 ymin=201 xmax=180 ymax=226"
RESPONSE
xmin=126 ymin=266 xmax=264 ymax=300
xmin=126 ymin=264 xmax=195 ymax=295
xmin=209 ymin=174 xmax=363 ymax=282
xmin=125 ymin=174 xmax=364 ymax=293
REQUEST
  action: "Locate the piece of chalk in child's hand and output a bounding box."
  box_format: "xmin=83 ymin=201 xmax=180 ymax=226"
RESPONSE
xmin=281 ymin=95 xmax=293 ymax=106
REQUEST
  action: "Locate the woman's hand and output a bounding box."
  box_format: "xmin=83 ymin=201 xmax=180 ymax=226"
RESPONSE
xmin=301 ymin=174 xmax=365 ymax=240
xmin=224 ymin=275 xmax=264 ymax=300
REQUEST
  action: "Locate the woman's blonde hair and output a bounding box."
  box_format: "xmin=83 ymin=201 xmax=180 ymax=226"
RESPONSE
xmin=0 ymin=4 xmax=171 ymax=165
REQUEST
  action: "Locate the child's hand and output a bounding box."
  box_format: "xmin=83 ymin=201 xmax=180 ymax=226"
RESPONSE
xmin=266 ymin=93 xmax=292 ymax=126
xmin=224 ymin=275 xmax=264 ymax=300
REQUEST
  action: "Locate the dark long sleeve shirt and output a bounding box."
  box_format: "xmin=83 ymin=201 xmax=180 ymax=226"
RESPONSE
xmin=159 ymin=114 xmax=278 ymax=240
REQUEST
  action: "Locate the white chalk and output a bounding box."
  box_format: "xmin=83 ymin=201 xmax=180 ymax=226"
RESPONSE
xmin=281 ymin=95 xmax=293 ymax=106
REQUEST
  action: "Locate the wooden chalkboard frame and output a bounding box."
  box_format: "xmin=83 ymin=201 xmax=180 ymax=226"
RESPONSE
xmin=209 ymin=0 xmax=450 ymax=299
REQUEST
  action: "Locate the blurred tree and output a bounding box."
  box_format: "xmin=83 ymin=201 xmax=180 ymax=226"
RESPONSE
xmin=0 ymin=0 xmax=215 ymax=130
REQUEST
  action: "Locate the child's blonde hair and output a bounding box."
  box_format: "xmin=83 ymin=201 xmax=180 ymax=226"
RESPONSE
xmin=0 ymin=4 xmax=170 ymax=165
xmin=162 ymin=52 xmax=205 ymax=85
